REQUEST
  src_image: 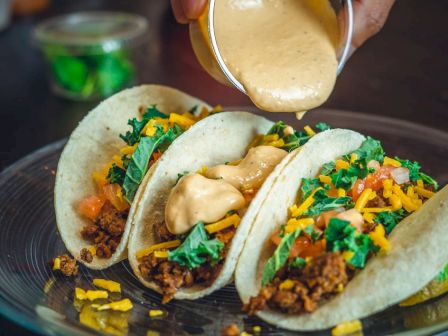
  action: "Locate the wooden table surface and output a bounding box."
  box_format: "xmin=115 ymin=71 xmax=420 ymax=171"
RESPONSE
xmin=0 ymin=0 xmax=447 ymax=334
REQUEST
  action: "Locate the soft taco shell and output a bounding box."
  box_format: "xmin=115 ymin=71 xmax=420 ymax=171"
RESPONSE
xmin=235 ymin=128 xmax=448 ymax=330
xmin=55 ymin=85 xmax=210 ymax=270
xmin=128 ymin=111 xmax=300 ymax=300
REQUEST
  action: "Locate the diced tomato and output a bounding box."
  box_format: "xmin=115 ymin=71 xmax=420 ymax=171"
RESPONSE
xmin=102 ymin=184 xmax=129 ymax=211
xmin=270 ymin=230 xmax=282 ymax=245
xmin=271 ymin=230 xmax=326 ymax=259
xmin=300 ymin=240 xmax=325 ymax=258
xmin=78 ymin=195 xmax=105 ymax=220
xmin=289 ymin=236 xmax=310 ymax=258
xmin=351 ymin=166 xmax=395 ymax=201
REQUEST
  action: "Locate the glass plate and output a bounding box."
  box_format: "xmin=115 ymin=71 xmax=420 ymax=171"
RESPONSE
xmin=0 ymin=109 xmax=447 ymax=336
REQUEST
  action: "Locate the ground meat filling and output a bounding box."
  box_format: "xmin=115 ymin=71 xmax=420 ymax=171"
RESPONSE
xmin=52 ymin=254 xmax=78 ymax=277
xmin=244 ymin=252 xmax=348 ymax=315
xmin=139 ymin=226 xmax=236 ymax=303
xmin=80 ymin=201 xmax=128 ymax=259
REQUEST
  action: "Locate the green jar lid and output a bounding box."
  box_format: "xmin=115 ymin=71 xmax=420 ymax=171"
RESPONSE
xmin=34 ymin=11 xmax=148 ymax=54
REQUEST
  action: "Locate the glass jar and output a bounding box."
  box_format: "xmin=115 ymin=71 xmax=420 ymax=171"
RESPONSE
xmin=34 ymin=12 xmax=148 ymax=101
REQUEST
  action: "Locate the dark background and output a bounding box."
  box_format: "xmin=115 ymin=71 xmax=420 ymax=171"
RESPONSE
xmin=0 ymin=0 xmax=447 ymax=334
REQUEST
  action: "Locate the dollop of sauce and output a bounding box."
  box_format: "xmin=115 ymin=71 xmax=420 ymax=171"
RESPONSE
xmin=205 ymin=146 xmax=287 ymax=190
xmin=214 ymin=0 xmax=339 ymax=113
xmin=165 ymin=174 xmax=246 ymax=235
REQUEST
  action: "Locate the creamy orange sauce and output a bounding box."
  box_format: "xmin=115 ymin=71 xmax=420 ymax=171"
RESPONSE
xmin=214 ymin=0 xmax=339 ymax=113
xmin=165 ymin=174 xmax=246 ymax=235
xmin=205 ymin=146 xmax=287 ymax=190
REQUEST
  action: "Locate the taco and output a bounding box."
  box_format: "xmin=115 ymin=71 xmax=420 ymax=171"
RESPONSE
xmin=235 ymin=129 xmax=448 ymax=330
xmin=54 ymin=85 xmax=213 ymax=270
xmin=128 ymin=114 xmax=329 ymax=302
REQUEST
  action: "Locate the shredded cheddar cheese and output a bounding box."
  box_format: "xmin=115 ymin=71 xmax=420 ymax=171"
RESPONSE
xmin=383 ymin=156 xmax=402 ymax=167
xmin=52 ymin=257 xmax=61 ymax=271
xmin=414 ymin=186 xmax=435 ymax=199
xmin=97 ymin=298 xmax=133 ymax=312
xmin=263 ymin=134 xmax=279 ymax=142
xmin=342 ymin=251 xmax=354 ymax=262
xmin=361 ymin=207 xmax=391 ymax=213
xmin=337 ymin=188 xmax=346 ymax=197
xmin=153 ymin=251 xmax=169 ymax=259
xmin=303 ymin=125 xmax=316 ymax=136
xmin=279 ymin=279 xmax=295 ymax=290
xmin=75 ymin=288 xmax=108 ymax=301
xmin=389 ymin=194 xmax=402 ymax=211
xmin=93 ymin=279 xmax=121 ymax=293
xmin=168 ymin=113 xmax=196 ymax=128
xmin=253 ymin=326 xmax=261 ymax=333
xmin=266 ymin=138 xmax=285 ymax=148
xmin=354 ymin=188 xmax=373 ymax=212
xmin=196 ymin=166 xmax=209 ymax=175
xmin=416 ymin=179 xmax=424 ymax=188
xmin=369 ymin=224 xmax=390 ymax=253
xmin=332 ymin=320 xmax=363 ymax=336
xmin=319 ymin=175 xmax=332 ymax=185
xmin=148 ymin=309 xmax=164 ymax=318
xmin=205 ymin=214 xmax=241 ymax=234
xmin=120 ymin=144 xmax=138 ymax=155
xmin=350 ymin=153 xmax=358 ymax=164
xmin=363 ymin=212 xmax=375 ymax=224
xmin=136 ymin=240 xmax=181 ymax=259
xmin=285 ymin=218 xmax=314 ymax=233
xmin=335 ymin=159 xmax=350 ymax=170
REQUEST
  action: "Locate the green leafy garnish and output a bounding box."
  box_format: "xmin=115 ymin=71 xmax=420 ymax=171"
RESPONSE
xmin=262 ymin=229 xmax=302 ymax=286
xmin=353 ymin=137 xmax=385 ymax=167
xmin=325 ymin=218 xmax=378 ymax=268
xmin=315 ymin=122 xmax=331 ymax=131
xmin=321 ymin=161 xmax=336 ymax=175
xmin=107 ymin=164 xmax=126 ymax=185
xmin=420 ymin=173 xmax=439 ymax=190
xmin=120 ymin=106 xmax=168 ymax=146
xmin=330 ymin=165 xmax=369 ymax=190
xmin=374 ymin=209 xmax=406 ymax=234
xmin=289 ymin=257 xmax=307 ymax=269
xmin=123 ymin=127 xmax=181 ymax=202
xmin=303 ymin=189 xmax=351 ymax=217
xmin=436 ymin=264 xmax=448 ymax=282
xmin=168 ymin=222 xmax=224 ymax=269
xmin=300 ymin=178 xmax=321 ymax=201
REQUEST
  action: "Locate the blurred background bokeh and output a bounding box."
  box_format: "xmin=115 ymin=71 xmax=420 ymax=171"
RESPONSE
xmin=0 ymin=0 xmax=447 ymax=334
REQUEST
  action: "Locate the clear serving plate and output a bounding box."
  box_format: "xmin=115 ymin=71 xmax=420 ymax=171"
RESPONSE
xmin=0 ymin=109 xmax=447 ymax=336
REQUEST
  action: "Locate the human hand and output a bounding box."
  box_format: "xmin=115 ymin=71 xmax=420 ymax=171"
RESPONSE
xmin=346 ymin=0 xmax=395 ymax=55
xmin=171 ymin=0 xmax=396 ymax=55
xmin=170 ymin=0 xmax=207 ymax=24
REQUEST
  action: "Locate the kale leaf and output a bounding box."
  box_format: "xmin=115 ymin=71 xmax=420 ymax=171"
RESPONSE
xmin=123 ymin=127 xmax=179 ymax=202
xmin=119 ymin=105 xmax=167 ymax=145
xmin=321 ymin=161 xmax=336 ymax=175
xmin=374 ymin=209 xmax=406 ymax=234
xmin=315 ymin=122 xmax=331 ymax=131
xmin=304 ymin=189 xmax=351 ymax=217
xmin=325 ymin=218 xmax=378 ymax=268
xmin=289 ymin=257 xmax=307 ymax=269
xmin=168 ymin=222 xmax=224 ymax=269
xmin=262 ymin=228 xmax=302 ymax=286
xmin=300 ymin=178 xmax=321 ymax=201
xmin=107 ymin=163 xmax=126 ymax=185
xmin=330 ymin=165 xmax=369 ymax=190
xmin=353 ymin=137 xmax=385 ymax=167
xmin=436 ymin=264 xmax=448 ymax=282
